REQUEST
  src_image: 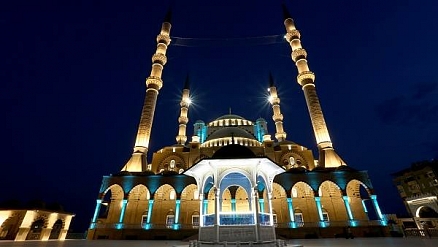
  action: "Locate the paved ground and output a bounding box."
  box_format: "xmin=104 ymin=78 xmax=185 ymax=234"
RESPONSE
xmin=0 ymin=238 xmax=437 ymax=247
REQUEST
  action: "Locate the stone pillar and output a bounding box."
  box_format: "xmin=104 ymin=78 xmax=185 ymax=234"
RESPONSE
xmin=370 ymin=195 xmax=385 ymax=223
xmin=90 ymin=199 xmax=102 ymax=228
xmin=253 ymin=188 xmax=260 ymax=242
xmin=199 ymin=194 xmax=204 ymax=227
xmin=259 ymin=198 xmax=265 ymax=213
xmin=267 ymin=193 xmax=273 ymax=225
xmin=58 ymin=229 xmax=68 ymax=240
xmin=14 ymin=228 xmax=30 ymax=241
xmin=118 ymin=199 xmax=128 ymax=226
xmin=174 ymin=199 xmax=181 ymax=229
xmin=361 ymin=199 xmax=369 ymax=219
xmin=342 ymin=196 xmax=354 ymax=223
xmin=314 ymin=197 xmax=324 ymax=226
xmin=287 ymin=197 xmax=296 ymax=228
xmin=214 ymin=187 xmax=220 ymax=242
xmin=231 ymin=199 xmax=236 ymax=212
xmin=147 ymin=199 xmax=154 ymax=224
xmin=40 ymin=228 xmax=52 ymax=241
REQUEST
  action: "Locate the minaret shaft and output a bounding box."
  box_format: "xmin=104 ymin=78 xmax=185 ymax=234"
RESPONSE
xmin=283 ymin=15 xmax=345 ymax=167
xmin=176 ymin=88 xmax=190 ymax=144
xmin=268 ymin=86 xmax=287 ymax=142
xmin=122 ymin=20 xmax=172 ymax=172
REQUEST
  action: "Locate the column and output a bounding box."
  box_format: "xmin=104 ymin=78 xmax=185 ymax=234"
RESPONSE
xmin=287 ymin=197 xmax=297 ymax=228
xmin=146 ymin=199 xmax=154 ymax=229
xmin=90 ymin=199 xmax=102 ymax=229
xmin=342 ymin=196 xmax=354 ymax=225
xmin=267 ymin=193 xmax=273 ymax=225
xmin=253 ymin=188 xmax=260 ymax=242
xmin=259 ymin=198 xmax=265 ymax=213
xmin=314 ymin=197 xmax=324 ymax=227
xmin=370 ymin=195 xmax=385 ymax=224
xmin=174 ymin=199 xmax=181 ymax=229
xmin=361 ymin=199 xmax=369 ymax=219
xmin=214 ymin=187 xmax=220 ymax=242
xmin=117 ymin=199 xmax=128 ymax=229
xmin=199 ymin=193 xmax=204 ymax=227
xmin=231 ymin=199 xmax=236 ymax=212
xmin=14 ymin=228 xmax=31 ymax=241
xmin=40 ymin=228 xmax=52 ymax=241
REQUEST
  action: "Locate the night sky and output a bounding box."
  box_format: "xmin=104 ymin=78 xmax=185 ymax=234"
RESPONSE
xmin=1 ymin=0 xmax=438 ymax=232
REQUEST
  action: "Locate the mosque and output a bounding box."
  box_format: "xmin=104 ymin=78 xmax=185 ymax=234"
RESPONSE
xmin=86 ymin=5 xmax=388 ymax=241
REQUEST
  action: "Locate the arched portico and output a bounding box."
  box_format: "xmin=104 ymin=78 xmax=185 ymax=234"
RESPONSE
xmin=184 ymin=154 xmax=284 ymax=243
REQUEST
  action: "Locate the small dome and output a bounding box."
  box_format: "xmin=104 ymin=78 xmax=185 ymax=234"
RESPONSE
xmin=212 ymin=144 xmax=256 ymax=159
xmin=206 ymin=127 xmax=256 ymax=141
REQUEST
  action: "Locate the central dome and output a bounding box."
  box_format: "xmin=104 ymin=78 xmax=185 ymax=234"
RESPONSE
xmin=215 ymin=114 xmax=246 ymax=120
xmin=206 ymin=127 xmax=256 ymax=141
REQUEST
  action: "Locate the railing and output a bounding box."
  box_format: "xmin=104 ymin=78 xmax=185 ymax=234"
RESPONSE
xmin=405 ymin=228 xmax=438 ymax=238
xmin=91 ymin=219 xmax=386 ymax=230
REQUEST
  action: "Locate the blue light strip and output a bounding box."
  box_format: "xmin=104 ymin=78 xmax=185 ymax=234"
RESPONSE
xmin=370 ymin=195 xmax=383 ymax=220
xmin=343 ymin=196 xmax=354 ymax=220
xmin=314 ymin=197 xmax=323 ymax=221
xmin=287 ymin=198 xmax=294 ymax=222
xmin=119 ymin=199 xmax=128 ymax=223
xmin=92 ymin=199 xmax=102 ymax=223
xmin=231 ymin=199 xmax=236 ymax=212
xmin=259 ymin=199 xmax=264 ymax=213
xmin=147 ymin=200 xmax=154 ymax=224
xmin=203 ymin=199 xmax=208 ymax=214
xmin=175 ymin=200 xmax=181 ymax=224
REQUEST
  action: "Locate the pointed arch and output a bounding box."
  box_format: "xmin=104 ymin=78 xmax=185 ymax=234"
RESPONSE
xmin=290 ymin=181 xmax=319 ymax=223
xmin=318 ymin=180 xmax=347 ymax=222
xmin=291 ymin=181 xmax=314 ymax=198
xmin=346 ymin=179 xmax=372 ymax=221
xmin=123 ymin=184 xmax=151 ymax=225
xmin=180 ymin=184 xmax=199 ymax=226
xmin=152 ymin=184 xmax=177 ymax=225
xmin=99 ymin=184 xmax=124 ymax=224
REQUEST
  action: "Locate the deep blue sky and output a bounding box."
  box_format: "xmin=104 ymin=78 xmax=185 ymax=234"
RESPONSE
xmin=1 ymin=0 xmax=438 ymax=232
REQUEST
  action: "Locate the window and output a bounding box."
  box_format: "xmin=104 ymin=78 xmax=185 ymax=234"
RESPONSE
xmin=170 ymin=160 xmax=175 ymax=169
xmin=292 ymin=188 xmax=298 ymax=198
xmin=294 ymin=213 xmax=304 ymax=227
xmin=192 ymin=215 xmax=200 ymax=228
xmin=273 ymin=214 xmax=278 ymax=226
xmin=322 ymin=212 xmax=330 ymax=222
xmin=166 ymin=215 xmax=175 ymax=228
xmin=141 ymin=213 xmax=148 ymax=226
xmin=170 ymin=190 xmax=176 ymax=200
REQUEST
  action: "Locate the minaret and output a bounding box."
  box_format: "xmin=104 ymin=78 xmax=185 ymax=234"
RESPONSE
xmin=121 ymin=10 xmax=172 ymax=172
xmin=282 ymin=5 xmax=346 ymax=168
xmin=176 ymin=75 xmax=191 ymax=145
xmin=268 ymin=73 xmax=287 ymax=142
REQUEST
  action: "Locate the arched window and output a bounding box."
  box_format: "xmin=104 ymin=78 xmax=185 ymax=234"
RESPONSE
xmin=169 ymin=190 xmax=176 ymax=200
xmin=292 ymin=187 xmax=298 ymax=198
xmin=170 ymin=160 xmax=176 ymax=170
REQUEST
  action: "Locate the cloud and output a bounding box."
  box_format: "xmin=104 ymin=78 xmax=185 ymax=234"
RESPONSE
xmin=375 ymin=82 xmax=438 ymax=125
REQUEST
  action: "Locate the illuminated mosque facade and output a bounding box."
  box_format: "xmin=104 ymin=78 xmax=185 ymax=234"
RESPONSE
xmin=87 ymin=6 xmax=388 ymax=241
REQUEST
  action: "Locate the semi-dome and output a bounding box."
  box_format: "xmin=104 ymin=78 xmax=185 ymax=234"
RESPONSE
xmin=206 ymin=127 xmax=256 ymax=141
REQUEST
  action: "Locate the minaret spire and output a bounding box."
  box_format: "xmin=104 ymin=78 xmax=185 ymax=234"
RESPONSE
xmin=122 ymin=10 xmax=173 ymax=172
xmin=176 ymin=74 xmax=191 ymax=145
xmin=268 ymin=73 xmax=287 ymax=142
xmin=282 ymin=5 xmax=346 ymax=167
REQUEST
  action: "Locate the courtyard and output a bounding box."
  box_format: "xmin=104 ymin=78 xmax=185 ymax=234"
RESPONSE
xmin=0 ymin=238 xmax=437 ymax=247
